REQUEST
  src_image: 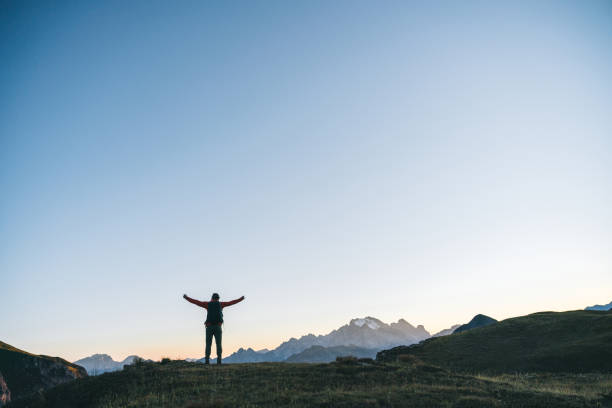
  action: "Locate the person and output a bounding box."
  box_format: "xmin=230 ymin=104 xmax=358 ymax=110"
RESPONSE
xmin=183 ymin=292 xmax=245 ymax=365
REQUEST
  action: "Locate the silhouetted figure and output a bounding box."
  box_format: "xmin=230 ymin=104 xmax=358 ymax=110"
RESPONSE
xmin=183 ymin=293 xmax=245 ymax=364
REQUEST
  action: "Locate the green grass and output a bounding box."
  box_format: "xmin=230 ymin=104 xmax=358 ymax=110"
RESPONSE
xmin=377 ymin=310 xmax=612 ymax=374
xmin=8 ymin=359 xmax=611 ymax=408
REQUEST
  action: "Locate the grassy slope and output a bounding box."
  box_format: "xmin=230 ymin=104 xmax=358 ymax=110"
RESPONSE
xmin=8 ymin=359 xmax=610 ymax=408
xmin=8 ymin=311 xmax=612 ymax=407
xmin=0 ymin=341 xmax=88 ymax=403
xmin=0 ymin=342 xmax=35 ymax=356
xmin=377 ymin=311 xmax=612 ymax=373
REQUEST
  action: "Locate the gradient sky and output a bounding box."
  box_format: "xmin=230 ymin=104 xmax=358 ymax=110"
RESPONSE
xmin=1 ymin=0 xmax=611 ymax=362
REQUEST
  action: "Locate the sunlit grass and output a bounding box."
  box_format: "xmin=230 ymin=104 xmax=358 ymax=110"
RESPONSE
xmin=476 ymin=372 xmax=612 ymax=401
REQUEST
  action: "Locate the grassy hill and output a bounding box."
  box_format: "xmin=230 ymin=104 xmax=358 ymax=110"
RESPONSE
xmin=377 ymin=310 xmax=612 ymax=373
xmin=6 ymin=310 xmax=612 ymax=407
xmin=0 ymin=341 xmax=87 ymax=406
xmin=7 ymin=358 xmax=611 ymax=408
xmin=453 ymin=314 xmax=498 ymax=334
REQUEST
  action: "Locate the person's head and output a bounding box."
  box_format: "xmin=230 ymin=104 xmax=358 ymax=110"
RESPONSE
xmin=211 ymin=293 xmax=220 ymax=301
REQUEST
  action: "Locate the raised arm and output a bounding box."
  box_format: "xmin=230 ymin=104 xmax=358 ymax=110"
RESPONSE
xmin=183 ymin=294 xmax=208 ymax=309
xmin=221 ymin=296 xmax=245 ymax=308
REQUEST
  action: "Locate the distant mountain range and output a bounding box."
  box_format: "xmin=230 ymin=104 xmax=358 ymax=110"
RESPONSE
xmin=585 ymin=301 xmax=612 ymax=311
xmin=286 ymin=345 xmax=377 ymax=363
xmin=222 ymin=317 xmax=446 ymax=364
xmin=73 ymin=354 xmax=150 ymax=375
xmin=431 ymin=325 xmax=461 ymax=337
xmin=0 ymin=341 xmax=87 ymax=406
xmin=72 ymin=314 xmax=497 ymax=367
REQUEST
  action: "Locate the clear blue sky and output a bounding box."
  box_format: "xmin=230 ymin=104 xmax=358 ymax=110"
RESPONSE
xmin=1 ymin=0 xmax=611 ymax=362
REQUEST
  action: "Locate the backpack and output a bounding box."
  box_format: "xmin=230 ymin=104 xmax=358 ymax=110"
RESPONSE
xmin=206 ymin=301 xmax=223 ymax=325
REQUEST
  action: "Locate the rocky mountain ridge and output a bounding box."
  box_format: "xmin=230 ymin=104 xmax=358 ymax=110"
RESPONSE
xmin=0 ymin=372 xmax=10 ymax=406
xmin=0 ymin=341 xmax=87 ymax=406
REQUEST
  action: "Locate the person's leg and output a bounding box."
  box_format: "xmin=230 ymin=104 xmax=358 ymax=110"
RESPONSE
xmin=205 ymin=326 xmax=213 ymax=364
xmin=214 ymin=325 xmax=223 ymax=364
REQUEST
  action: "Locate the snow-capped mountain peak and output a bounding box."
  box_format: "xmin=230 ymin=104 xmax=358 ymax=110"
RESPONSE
xmin=224 ymin=316 xmax=435 ymax=363
xmin=350 ymin=317 xmax=382 ymax=330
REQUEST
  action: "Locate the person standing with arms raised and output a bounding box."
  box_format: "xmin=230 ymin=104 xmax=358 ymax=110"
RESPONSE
xmin=183 ymin=292 xmax=245 ymax=365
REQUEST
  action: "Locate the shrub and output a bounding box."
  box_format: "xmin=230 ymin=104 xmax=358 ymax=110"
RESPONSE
xmin=132 ymin=357 xmax=145 ymax=366
xmin=335 ymin=355 xmax=358 ymax=364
